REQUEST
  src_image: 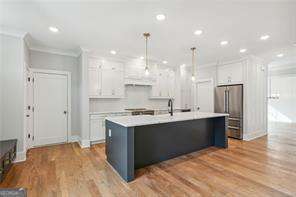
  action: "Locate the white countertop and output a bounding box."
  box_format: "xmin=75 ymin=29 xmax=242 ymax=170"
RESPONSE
xmin=89 ymin=108 xmax=186 ymax=115
xmin=105 ymin=112 xmax=228 ymax=127
xmin=89 ymin=111 xmax=130 ymax=115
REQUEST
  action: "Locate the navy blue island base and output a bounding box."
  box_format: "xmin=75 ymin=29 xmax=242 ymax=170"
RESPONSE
xmin=105 ymin=115 xmax=228 ymax=182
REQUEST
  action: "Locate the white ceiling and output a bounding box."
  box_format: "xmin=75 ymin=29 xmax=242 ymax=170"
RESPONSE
xmin=1 ymin=0 xmax=296 ymax=66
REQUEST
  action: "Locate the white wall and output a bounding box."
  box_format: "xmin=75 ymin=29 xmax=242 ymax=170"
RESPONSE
xmin=0 ymin=34 xmax=3 ymax=140
xmin=0 ymin=34 xmax=25 ymax=154
xmin=30 ymin=50 xmax=80 ymax=136
xmin=78 ymin=50 xmax=90 ymax=147
xmin=243 ymin=57 xmax=268 ymax=140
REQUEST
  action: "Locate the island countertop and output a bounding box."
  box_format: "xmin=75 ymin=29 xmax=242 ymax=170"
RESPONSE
xmin=105 ymin=111 xmax=228 ymax=127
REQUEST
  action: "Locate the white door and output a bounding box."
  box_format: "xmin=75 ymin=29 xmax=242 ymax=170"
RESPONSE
xmin=33 ymin=72 xmax=68 ymax=146
xmin=196 ymin=79 xmax=214 ymax=112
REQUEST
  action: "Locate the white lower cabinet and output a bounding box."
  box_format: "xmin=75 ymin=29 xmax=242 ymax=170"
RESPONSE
xmin=89 ymin=112 xmax=131 ymax=143
xmin=90 ymin=115 xmax=106 ymax=142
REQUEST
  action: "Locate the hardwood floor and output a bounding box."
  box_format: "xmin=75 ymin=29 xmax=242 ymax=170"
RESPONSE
xmin=1 ymin=130 xmax=296 ymax=197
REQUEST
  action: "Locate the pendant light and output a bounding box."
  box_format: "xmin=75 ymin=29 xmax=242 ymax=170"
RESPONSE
xmin=191 ymin=47 xmax=196 ymax=81
xmin=143 ymin=32 xmax=150 ymax=75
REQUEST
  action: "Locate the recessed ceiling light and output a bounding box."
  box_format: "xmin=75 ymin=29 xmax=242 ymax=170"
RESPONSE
xmin=220 ymin=41 xmax=228 ymax=46
xmin=239 ymin=48 xmax=247 ymax=53
xmin=194 ymin=30 xmax=203 ymax=35
xmin=140 ymin=56 xmax=144 ymax=60
xmin=277 ymin=53 xmax=284 ymax=58
xmin=260 ymin=35 xmax=270 ymax=40
xmin=49 ymin=26 xmax=59 ymax=33
xmin=110 ymin=50 xmax=117 ymax=55
xmin=156 ymin=14 xmax=166 ymax=21
xmin=162 ymin=60 xmax=168 ymax=64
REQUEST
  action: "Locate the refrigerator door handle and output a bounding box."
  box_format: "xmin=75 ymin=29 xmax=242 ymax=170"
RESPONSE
xmin=224 ymin=90 xmax=227 ymax=113
xmin=227 ymin=89 xmax=230 ymax=113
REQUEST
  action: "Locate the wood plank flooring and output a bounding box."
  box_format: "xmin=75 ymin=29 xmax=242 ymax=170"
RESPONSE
xmin=1 ymin=129 xmax=296 ymax=196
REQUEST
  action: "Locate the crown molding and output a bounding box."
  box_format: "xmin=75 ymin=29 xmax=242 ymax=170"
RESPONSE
xmin=0 ymin=26 xmax=28 ymax=39
xmin=29 ymin=45 xmax=79 ymax=58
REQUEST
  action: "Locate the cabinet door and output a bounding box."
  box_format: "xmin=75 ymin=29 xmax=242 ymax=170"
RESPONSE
xmin=217 ymin=65 xmax=232 ymax=85
xmin=218 ymin=62 xmax=244 ymax=85
xmin=112 ymin=69 xmax=124 ymax=97
xmin=88 ymin=67 xmax=100 ymax=97
xmin=151 ymin=84 xmax=160 ymax=97
xmin=151 ymin=69 xmax=175 ymax=98
xmin=168 ymin=71 xmax=175 ymax=98
xmin=161 ymin=71 xmax=170 ymax=98
xmin=229 ymin=62 xmax=243 ymax=84
xmin=90 ymin=118 xmax=105 ymax=141
xmin=101 ymin=62 xmax=124 ymax=98
xmin=101 ymin=68 xmax=114 ymax=96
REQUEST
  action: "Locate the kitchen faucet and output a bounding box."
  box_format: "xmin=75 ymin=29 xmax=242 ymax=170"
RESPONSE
xmin=168 ymin=99 xmax=173 ymax=116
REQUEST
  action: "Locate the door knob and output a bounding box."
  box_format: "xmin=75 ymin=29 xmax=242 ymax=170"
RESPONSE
xmin=63 ymin=111 xmax=67 ymax=114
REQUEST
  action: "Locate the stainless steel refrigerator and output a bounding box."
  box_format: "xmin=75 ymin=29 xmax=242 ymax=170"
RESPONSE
xmin=215 ymin=85 xmax=243 ymax=139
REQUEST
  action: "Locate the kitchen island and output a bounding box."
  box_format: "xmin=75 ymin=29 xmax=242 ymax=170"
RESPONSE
xmin=105 ymin=112 xmax=228 ymax=182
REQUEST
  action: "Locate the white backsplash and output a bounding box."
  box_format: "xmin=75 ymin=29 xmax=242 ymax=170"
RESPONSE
xmin=89 ymin=85 xmax=177 ymax=112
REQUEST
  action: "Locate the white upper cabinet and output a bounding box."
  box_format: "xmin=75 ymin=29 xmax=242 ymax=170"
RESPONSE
xmin=151 ymin=68 xmax=175 ymax=99
xmin=88 ymin=58 xmax=102 ymax=97
xmin=217 ymin=61 xmax=244 ymax=85
xmin=88 ymin=67 xmax=101 ymax=97
xmin=88 ymin=58 xmax=124 ymax=98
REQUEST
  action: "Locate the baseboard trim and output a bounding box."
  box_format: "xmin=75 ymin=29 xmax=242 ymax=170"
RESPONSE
xmin=79 ymin=139 xmax=90 ymax=148
xmin=90 ymin=139 xmax=105 ymax=145
xmin=243 ymin=130 xmax=267 ymax=141
xmin=69 ymin=135 xmax=80 ymax=143
xmin=15 ymin=150 xmax=27 ymax=163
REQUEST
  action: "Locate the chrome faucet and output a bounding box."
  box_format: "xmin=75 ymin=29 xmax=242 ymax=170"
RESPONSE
xmin=168 ymin=99 xmax=173 ymax=116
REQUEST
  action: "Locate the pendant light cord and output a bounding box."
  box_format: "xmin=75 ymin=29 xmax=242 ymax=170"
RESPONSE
xmin=143 ymin=33 xmax=150 ymax=71
xmin=191 ymin=47 xmax=196 ymax=78
xmin=146 ymin=35 xmax=148 ymax=69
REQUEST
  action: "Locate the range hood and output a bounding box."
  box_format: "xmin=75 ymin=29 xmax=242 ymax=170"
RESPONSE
xmin=124 ymin=75 xmax=156 ymax=86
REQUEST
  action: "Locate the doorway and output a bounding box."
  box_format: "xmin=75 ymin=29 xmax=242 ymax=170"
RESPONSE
xmin=195 ymin=79 xmax=214 ymax=112
xmin=268 ymin=73 xmax=296 ymax=133
xmin=32 ymin=69 xmax=71 ymax=147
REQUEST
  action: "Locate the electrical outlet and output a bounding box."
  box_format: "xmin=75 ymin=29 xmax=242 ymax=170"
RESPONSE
xmin=108 ymin=129 xmax=112 ymax=137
